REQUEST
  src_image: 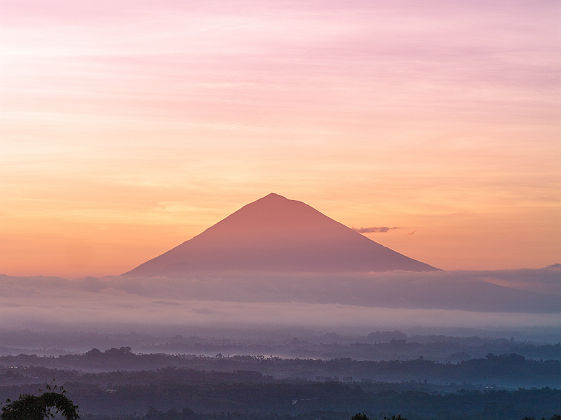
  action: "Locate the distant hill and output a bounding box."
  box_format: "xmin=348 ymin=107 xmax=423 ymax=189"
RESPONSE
xmin=125 ymin=193 xmax=436 ymax=276
xmin=546 ymin=263 xmax=561 ymax=269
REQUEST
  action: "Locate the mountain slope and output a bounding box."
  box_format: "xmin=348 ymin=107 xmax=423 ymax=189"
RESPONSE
xmin=125 ymin=193 xmax=436 ymax=276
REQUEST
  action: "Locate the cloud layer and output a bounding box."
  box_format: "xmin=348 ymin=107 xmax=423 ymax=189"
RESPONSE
xmin=1 ymin=267 xmax=560 ymax=332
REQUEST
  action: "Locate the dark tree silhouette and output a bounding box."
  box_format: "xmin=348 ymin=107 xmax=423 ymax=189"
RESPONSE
xmin=351 ymin=415 xmax=406 ymax=420
xmin=1 ymin=385 xmax=79 ymax=420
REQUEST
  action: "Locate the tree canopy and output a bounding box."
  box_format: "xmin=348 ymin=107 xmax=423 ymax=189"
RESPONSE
xmin=1 ymin=386 xmax=79 ymax=420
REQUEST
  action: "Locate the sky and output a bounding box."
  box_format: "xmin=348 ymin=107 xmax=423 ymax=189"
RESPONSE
xmin=1 ymin=0 xmax=560 ymax=277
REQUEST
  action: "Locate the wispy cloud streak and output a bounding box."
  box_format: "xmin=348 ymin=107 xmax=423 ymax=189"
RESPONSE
xmin=354 ymin=226 xmax=401 ymax=233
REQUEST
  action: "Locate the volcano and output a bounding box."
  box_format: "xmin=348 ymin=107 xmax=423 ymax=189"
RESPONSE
xmin=125 ymin=193 xmax=436 ymax=276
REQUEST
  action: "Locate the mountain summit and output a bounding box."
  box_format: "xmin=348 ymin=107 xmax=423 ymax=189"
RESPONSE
xmin=125 ymin=193 xmax=436 ymax=276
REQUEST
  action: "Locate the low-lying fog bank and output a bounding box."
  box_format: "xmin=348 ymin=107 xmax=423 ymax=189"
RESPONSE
xmin=1 ymin=267 xmax=560 ymax=332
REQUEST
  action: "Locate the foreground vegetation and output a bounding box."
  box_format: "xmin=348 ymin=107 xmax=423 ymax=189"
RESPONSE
xmin=2 ymin=379 xmax=560 ymax=420
xmin=2 ymin=348 xmax=561 ymax=419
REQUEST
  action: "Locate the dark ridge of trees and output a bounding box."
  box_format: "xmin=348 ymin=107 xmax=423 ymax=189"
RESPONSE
xmin=2 ymin=351 xmax=561 ymax=388
xmin=2 ymin=381 xmax=559 ymax=420
xmin=77 ymin=410 xmax=561 ymax=420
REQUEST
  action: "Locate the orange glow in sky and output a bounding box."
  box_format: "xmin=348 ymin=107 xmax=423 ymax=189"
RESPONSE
xmin=1 ymin=0 xmax=560 ymax=277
